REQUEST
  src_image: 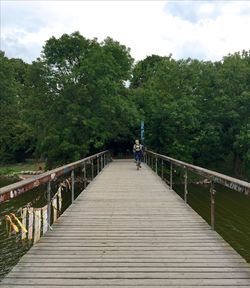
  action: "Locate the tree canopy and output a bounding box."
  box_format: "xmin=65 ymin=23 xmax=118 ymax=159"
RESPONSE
xmin=1 ymin=32 xmax=249 ymax=179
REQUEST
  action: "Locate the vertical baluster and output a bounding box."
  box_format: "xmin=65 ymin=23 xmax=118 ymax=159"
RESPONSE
xmin=96 ymin=156 xmax=100 ymax=174
xmin=155 ymin=157 xmax=158 ymax=174
xmin=161 ymin=159 xmax=163 ymax=179
xmin=47 ymin=181 xmax=51 ymax=229
xmin=170 ymin=163 xmax=173 ymax=189
xmin=91 ymin=159 xmax=94 ymax=180
xmin=83 ymin=162 xmax=86 ymax=189
xmin=210 ymin=181 xmax=216 ymax=230
xmin=71 ymin=170 xmax=75 ymax=203
xmin=184 ymin=168 xmax=188 ymax=203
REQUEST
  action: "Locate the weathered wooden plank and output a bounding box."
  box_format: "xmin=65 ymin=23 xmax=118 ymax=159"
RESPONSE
xmin=25 ymin=248 xmax=240 ymax=255
xmin=20 ymin=254 xmax=246 ymax=261
xmin=21 ymin=254 xmax=245 ymax=261
xmin=38 ymin=239 xmax=228 ymax=244
xmin=2 ymin=278 xmax=250 ymax=286
xmin=16 ymin=261 xmax=250 ymax=267
xmin=11 ymin=266 xmax=250 ymax=273
xmin=31 ymin=245 xmax=233 ymax=251
xmin=1 ymin=283 xmax=249 ymax=288
xmin=4 ymin=271 xmax=250 ymax=279
xmin=33 ymin=242 xmax=232 ymax=248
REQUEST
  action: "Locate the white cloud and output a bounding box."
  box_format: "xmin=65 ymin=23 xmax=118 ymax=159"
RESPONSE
xmin=1 ymin=0 xmax=250 ymax=63
xmin=199 ymin=3 xmax=214 ymax=15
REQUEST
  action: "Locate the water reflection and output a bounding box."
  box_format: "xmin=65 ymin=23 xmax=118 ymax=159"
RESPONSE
xmin=0 ymin=175 xmax=84 ymax=279
xmin=0 ymin=178 xmax=46 ymax=279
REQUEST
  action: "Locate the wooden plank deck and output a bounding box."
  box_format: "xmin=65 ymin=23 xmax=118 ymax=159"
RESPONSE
xmin=1 ymin=159 xmax=250 ymax=287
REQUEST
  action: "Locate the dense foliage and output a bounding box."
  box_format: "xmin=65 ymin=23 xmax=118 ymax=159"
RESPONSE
xmin=131 ymin=53 xmax=250 ymax=178
xmin=0 ymin=32 xmax=249 ymax=178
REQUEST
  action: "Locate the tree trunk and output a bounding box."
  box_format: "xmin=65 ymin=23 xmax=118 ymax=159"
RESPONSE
xmin=233 ymin=152 xmax=243 ymax=177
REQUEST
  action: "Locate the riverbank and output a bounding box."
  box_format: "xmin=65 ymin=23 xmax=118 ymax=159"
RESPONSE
xmin=0 ymin=161 xmax=45 ymax=182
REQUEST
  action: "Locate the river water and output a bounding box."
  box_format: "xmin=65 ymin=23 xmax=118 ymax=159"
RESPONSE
xmin=0 ymin=175 xmax=84 ymax=279
xmin=0 ymin=177 xmax=47 ymax=278
xmin=173 ymin=182 xmax=250 ymax=263
xmin=0 ymin=177 xmax=18 ymax=188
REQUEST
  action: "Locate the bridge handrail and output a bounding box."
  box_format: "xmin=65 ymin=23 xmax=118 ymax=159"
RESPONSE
xmin=146 ymin=150 xmax=250 ymax=195
xmin=0 ymin=150 xmax=109 ymax=203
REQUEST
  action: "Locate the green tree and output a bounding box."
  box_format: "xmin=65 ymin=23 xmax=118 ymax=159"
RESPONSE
xmin=0 ymin=52 xmax=32 ymax=163
xmin=25 ymin=32 xmax=137 ymax=167
xmin=214 ymin=51 xmax=250 ymax=176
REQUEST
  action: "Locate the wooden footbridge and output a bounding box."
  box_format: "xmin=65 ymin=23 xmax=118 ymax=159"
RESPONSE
xmin=1 ymin=151 xmax=250 ymax=287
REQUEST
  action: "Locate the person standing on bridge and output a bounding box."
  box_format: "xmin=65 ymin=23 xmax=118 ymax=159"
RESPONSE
xmin=133 ymin=139 xmax=143 ymax=170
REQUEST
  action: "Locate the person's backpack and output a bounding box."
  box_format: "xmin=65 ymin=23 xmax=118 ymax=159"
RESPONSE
xmin=135 ymin=144 xmax=141 ymax=152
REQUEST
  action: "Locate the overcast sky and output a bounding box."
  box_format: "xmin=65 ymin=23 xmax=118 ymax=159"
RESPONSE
xmin=1 ymin=0 xmax=250 ymax=63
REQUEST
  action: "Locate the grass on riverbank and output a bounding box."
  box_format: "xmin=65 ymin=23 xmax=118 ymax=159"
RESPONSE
xmin=0 ymin=160 xmax=45 ymax=176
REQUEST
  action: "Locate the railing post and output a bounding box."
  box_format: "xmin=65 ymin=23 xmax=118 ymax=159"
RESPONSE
xmin=47 ymin=181 xmax=51 ymax=229
xmin=161 ymin=159 xmax=163 ymax=179
xmin=170 ymin=162 xmax=173 ymax=189
xmin=210 ymin=181 xmax=216 ymax=230
xmin=91 ymin=159 xmax=94 ymax=180
xmin=71 ymin=170 xmax=75 ymax=203
xmin=83 ymin=162 xmax=86 ymax=189
xmin=97 ymin=156 xmax=100 ymax=174
xmin=155 ymin=157 xmax=158 ymax=174
xmin=184 ymin=168 xmax=188 ymax=203
xmin=101 ymin=155 xmax=103 ymax=170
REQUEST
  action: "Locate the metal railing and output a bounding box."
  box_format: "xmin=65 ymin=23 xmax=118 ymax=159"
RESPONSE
xmin=0 ymin=150 xmax=111 ymax=278
xmin=145 ymin=150 xmax=250 ymax=230
xmin=0 ymin=150 xmax=111 ymax=205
